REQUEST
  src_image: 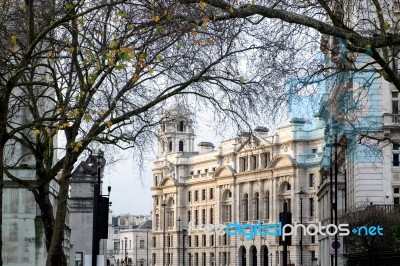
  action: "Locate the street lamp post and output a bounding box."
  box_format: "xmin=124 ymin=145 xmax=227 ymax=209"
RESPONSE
xmin=334 ymin=135 xmax=339 ymax=266
xmin=136 ymin=235 xmax=138 ymax=266
xmin=297 ymin=187 xmax=306 ymax=266
xmin=125 ymin=237 xmax=128 ymax=266
xmin=161 ymin=201 xmax=167 ymax=266
xmin=182 ymin=229 xmax=187 ymax=266
xmin=214 ymin=231 xmax=217 ymax=266
xmin=146 ymin=226 xmax=149 ymax=266
xmin=92 ymin=152 xmax=106 ymax=266
xmin=177 ymin=217 xmax=181 ymax=266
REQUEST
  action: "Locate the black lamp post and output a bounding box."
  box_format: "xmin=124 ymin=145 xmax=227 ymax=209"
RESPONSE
xmin=214 ymin=231 xmax=217 ymax=266
xmin=182 ymin=229 xmax=187 ymax=266
xmin=177 ymin=217 xmax=181 ymax=266
xmin=125 ymin=237 xmax=128 ymax=266
xmin=146 ymin=226 xmax=149 ymax=266
xmin=333 ymin=135 xmax=339 ymax=266
xmin=297 ymin=187 xmax=306 ymax=266
xmin=92 ymin=152 xmax=106 ymax=266
xmin=161 ymin=201 xmax=167 ymax=266
xmin=136 ymin=235 xmax=138 ymax=266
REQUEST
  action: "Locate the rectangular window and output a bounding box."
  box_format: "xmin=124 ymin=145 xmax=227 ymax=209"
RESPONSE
xmin=188 ymin=191 xmax=192 ymax=202
xmin=187 ymin=210 xmax=191 ymax=223
xmin=239 ymin=157 xmax=248 ymax=172
xmin=202 ymin=235 xmax=206 ymax=246
xmin=195 ymin=235 xmax=199 ymax=247
xmin=210 ymin=234 xmax=214 ymax=246
xmin=188 ymin=236 xmax=192 ymax=247
xmin=395 ymin=187 xmax=400 ymax=194
xmin=152 ymin=254 xmax=156 ymax=265
xmin=393 ymin=101 xmax=400 ymax=122
xmin=394 ymin=144 xmax=400 ymax=167
xmin=393 ymin=101 xmax=399 ymax=114
xmin=209 ymin=188 xmax=214 ymax=200
xmin=197 ymin=170 xmax=201 ymax=174
xmin=202 ymin=253 xmax=206 ymax=266
xmin=202 ymin=209 xmax=206 ymax=224
xmin=140 ymin=240 xmax=145 ymax=249
xmin=312 ymin=148 xmax=317 ymax=153
xmin=205 ymin=168 xmax=208 ymax=173
xmin=309 ymin=198 xmax=314 ymax=217
xmin=152 ymin=237 xmax=156 ymax=248
xmin=309 ymin=173 xmax=315 ymax=187
xmin=195 ymin=210 xmax=198 ymax=225
xmin=209 ymin=208 xmax=214 ymax=224
xmin=195 ymin=253 xmax=199 ymax=266
xmin=75 ymin=252 xmax=83 ymax=266
xmin=195 ymin=190 xmax=199 ymax=201
xmin=202 ymin=189 xmax=206 ymax=201
xmin=250 ymin=155 xmax=258 ymax=170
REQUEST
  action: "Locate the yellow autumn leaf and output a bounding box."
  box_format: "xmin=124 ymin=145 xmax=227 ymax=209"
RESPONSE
xmin=69 ymin=47 xmax=75 ymax=53
xmin=106 ymin=120 xmax=113 ymax=127
xmin=110 ymin=40 xmax=118 ymax=49
xmin=200 ymin=1 xmax=207 ymax=9
xmin=10 ymin=35 xmax=17 ymax=45
xmin=132 ymin=74 xmax=140 ymax=83
xmin=34 ymin=129 xmax=40 ymax=135
xmin=152 ymin=15 xmax=160 ymax=22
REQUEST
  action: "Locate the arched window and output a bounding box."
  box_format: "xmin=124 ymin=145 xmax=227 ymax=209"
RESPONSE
xmin=179 ymin=141 xmax=184 ymax=151
xmin=264 ymin=191 xmax=270 ymax=219
xmin=253 ymin=192 xmax=259 ymax=220
xmin=222 ymin=189 xmax=232 ymax=222
xmin=179 ymin=121 xmax=184 ymax=131
xmin=243 ymin=193 xmax=249 ymax=221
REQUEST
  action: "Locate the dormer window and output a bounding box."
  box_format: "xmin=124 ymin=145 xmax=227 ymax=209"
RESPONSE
xmin=179 ymin=121 xmax=184 ymax=132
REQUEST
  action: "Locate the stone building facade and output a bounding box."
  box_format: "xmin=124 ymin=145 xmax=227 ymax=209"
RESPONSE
xmin=151 ymin=106 xmax=323 ymax=266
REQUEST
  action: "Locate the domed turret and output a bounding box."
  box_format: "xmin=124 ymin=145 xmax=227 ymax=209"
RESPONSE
xmin=157 ymin=104 xmax=195 ymax=157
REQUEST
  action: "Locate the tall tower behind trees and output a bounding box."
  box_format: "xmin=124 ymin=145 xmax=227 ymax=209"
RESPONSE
xmin=157 ymin=105 xmax=195 ymax=157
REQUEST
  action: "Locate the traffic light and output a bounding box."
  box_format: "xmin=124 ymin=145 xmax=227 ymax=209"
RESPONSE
xmin=97 ymin=196 xmax=109 ymax=239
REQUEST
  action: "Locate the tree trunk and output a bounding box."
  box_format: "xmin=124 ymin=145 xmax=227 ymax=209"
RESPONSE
xmin=45 ymin=165 xmax=73 ymax=266
xmin=0 ymin=138 xmax=4 ymax=266
xmin=35 ymin=181 xmax=55 ymax=251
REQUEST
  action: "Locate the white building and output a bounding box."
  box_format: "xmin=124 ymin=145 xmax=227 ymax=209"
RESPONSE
xmin=117 ymin=220 xmax=152 ymax=266
xmin=151 ymin=106 xmax=323 ymax=266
